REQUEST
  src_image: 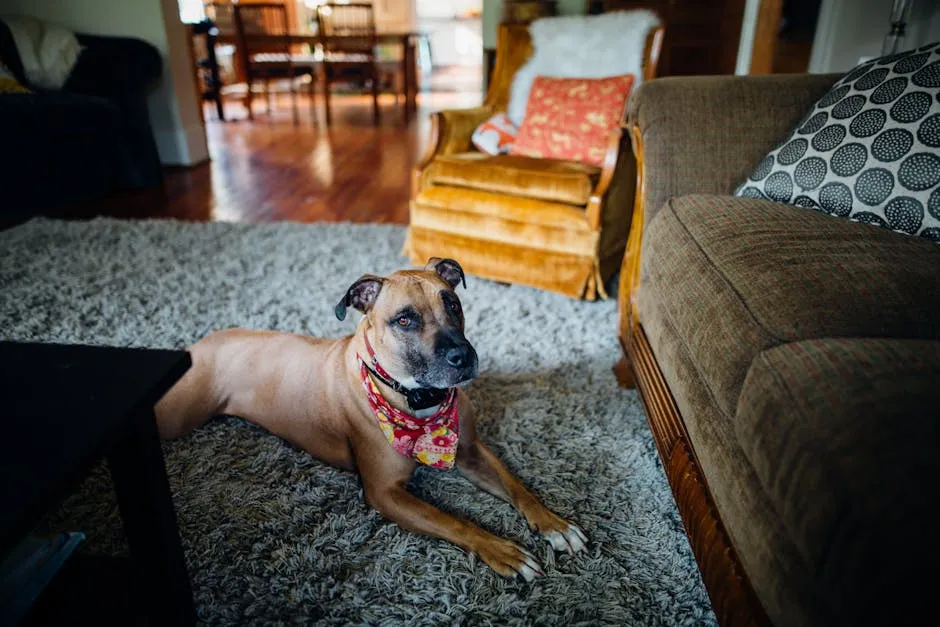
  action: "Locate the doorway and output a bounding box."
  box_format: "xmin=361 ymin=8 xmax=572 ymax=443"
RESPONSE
xmin=774 ymin=0 xmax=822 ymax=72
xmin=414 ymin=0 xmax=483 ymax=95
xmin=748 ymin=0 xmax=823 ymax=74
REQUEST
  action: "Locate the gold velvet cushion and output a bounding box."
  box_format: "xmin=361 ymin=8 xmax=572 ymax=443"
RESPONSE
xmin=423 ymin=152 xmax=600 ymax=206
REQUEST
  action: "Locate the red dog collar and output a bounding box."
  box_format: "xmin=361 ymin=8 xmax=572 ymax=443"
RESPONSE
xmin=357 ymin=333 xmax=459 ymax=469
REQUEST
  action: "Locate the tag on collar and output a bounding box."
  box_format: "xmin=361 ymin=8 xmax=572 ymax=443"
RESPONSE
xmin=363 ymin=331 xmax=448 ymax=412
xmin=406 ymin=387 xmax=447 ymax=411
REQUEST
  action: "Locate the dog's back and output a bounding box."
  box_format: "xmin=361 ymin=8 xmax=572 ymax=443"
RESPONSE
xmin=154 ymin=328 xmax=342 ymax=440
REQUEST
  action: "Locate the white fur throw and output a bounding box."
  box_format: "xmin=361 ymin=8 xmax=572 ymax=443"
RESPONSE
xmin=506 ymin=10 xmax=661 ymax=127
xmin=0 ymin=14 xmax=82 ymax=90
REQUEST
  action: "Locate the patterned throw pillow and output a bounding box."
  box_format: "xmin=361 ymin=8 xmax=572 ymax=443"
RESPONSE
xmin=471 ymin=113 xmax=518 ymax=155
xmin=509 ymin=74 xmax=635 ymax=167
xmin=734 ymin=42 xmax=940 ymax=242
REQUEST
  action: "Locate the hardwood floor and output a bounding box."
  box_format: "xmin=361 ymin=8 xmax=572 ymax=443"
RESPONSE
xmin=55 ymin=90 xmax=481 ymax=225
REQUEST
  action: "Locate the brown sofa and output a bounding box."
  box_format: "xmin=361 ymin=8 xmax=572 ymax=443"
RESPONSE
xmin=617 ymin=74 xmax=940 ymax=626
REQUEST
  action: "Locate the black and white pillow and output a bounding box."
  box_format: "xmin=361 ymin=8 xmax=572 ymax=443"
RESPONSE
xmin=734 ymin=41 xmax=940 ymax=243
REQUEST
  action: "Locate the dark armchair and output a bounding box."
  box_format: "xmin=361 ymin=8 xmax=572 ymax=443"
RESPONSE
xmin=0 ymin=19 xmax=163 ymax=216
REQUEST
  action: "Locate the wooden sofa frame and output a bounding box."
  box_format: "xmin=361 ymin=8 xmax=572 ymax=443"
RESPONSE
xmin=615 ymin=124 xmax=772 ymax=627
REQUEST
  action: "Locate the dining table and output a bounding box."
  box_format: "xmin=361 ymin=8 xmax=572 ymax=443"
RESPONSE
xmin=213 ymin=31 xmax=428 ymax=123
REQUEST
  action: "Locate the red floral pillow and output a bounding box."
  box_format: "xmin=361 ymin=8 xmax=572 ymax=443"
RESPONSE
xmin=509 ymin=74 xmax=636 ymax=166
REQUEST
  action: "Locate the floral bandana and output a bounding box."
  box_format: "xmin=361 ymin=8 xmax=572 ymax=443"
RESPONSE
xmin=356 ymin=344 xmax=459 ymax=470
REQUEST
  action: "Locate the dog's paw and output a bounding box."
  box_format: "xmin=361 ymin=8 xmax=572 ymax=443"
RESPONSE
xmin=475 ymin=536 xmax=544 ymax=582
xmin=526 ymin=508 xmax=588 ymax=554
xmin=542 ymin=524 xmax=587 ymax=554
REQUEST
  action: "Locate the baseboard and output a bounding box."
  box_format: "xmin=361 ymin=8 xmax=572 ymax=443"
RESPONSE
xmin=153 ymin=124 xmax=210 ymax=167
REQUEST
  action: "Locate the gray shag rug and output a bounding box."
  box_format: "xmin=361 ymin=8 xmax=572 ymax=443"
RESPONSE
xmin=0 ymin=217 xmax=715 ymax=626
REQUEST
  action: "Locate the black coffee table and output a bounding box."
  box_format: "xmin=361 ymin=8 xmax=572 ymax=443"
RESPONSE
xmin=0 ymin=340 xmax=195 ymax=625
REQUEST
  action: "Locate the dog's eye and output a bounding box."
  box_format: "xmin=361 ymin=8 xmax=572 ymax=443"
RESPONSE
xmin=397 ymin=316 xmax=411 ymax=328
xmin=449 ymin=300 xmax=460 ymax=313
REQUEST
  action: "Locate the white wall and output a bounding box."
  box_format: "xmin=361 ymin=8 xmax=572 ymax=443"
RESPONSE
xmin=810 ymin=0 xmax=940 ymax=74
xmin=374 ymin=0 xmax=416 ymax=32
xmin=417 ymin=0 xmax=482 ymax=67
xmin=0 ymin=0 xmax=208 ymax=166
xmin=735 ymin=0 xmax=762 ymax=74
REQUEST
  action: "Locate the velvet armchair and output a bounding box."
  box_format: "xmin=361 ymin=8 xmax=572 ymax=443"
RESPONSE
xmin=405 ymin=20 xmax=664 ymax=300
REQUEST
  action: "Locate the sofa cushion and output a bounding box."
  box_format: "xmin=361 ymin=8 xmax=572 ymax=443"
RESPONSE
xmin=735 ymin=338 xmax=940 ymax=624
xmin=639 ymin=193 xmax=940 ymax=417
xmin=733 ymin=42 xmax=940 ymax=242
xmin=424 ymin=153 xmax=600 ymax=206
xmin=638 ymin=297 xmax=826 ymax=627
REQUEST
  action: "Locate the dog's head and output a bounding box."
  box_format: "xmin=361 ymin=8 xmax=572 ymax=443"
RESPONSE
xmin=335 ymin=257 xmax=478 ymax=389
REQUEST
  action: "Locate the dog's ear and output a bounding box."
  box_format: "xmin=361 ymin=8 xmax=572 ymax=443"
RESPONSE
xmin=425 ymin=257 xmax=466 ymax=290
xmin=335 ymin=274 xmax=385 ymax=321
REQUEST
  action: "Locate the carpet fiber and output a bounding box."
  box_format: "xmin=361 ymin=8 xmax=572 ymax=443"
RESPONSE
xmin=0 ymin=217 xmax=716 ymax=626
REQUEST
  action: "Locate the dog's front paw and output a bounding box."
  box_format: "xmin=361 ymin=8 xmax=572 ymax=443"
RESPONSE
xmin=528 ymin=510 xmax=588 ymax=554
xmin=474 ymin=535 xmax=544 ymax=582
xmin=542 ymin=524 xmax=587 ymax=554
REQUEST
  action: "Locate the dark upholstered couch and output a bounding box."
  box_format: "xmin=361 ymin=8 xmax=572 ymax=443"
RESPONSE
xmin=617 ymin=74 xmax=940 ymax=626
xmin=0 ymin=18 xmax=163 ymax=216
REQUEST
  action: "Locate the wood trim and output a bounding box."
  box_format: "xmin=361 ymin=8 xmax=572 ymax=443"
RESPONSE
xmin=643 ymin=25 xmax=665 ymax=82
xmin=588 ymin=23 xmax=664 ymax=241
xmin=748 ymin=0 xmax=784 ymax=74
xmin=586 ymin=127 xmax=625 ymax=230
xmin=483 ymin=47 xmax=496 ymax=91
xmin=483 ymin=23 xmax=532 ymax=110
xmin=619 ymin=111 xmax=771 ymax=627
xmin=623 ymin=324 xmax=772 ymax=627
xmin=502 ymin=0 xmax=559 ymax=23
xmin=412 ymin=111 xmax=442 ymax=197
xmin=618 ymin=123 xmax=647 ymax=334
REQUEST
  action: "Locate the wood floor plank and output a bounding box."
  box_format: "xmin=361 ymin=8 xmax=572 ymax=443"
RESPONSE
xmin=42 ymin=91 xmax=481 ymax=226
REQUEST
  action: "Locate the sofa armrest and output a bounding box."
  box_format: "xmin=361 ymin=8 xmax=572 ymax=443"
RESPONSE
xmin=412 ymin=105 xmax=493 ymax=194
xmin=65 ymin=33 xmax=161 ymax=100
xmin=626 ymin=73 xmax=841 ymax=229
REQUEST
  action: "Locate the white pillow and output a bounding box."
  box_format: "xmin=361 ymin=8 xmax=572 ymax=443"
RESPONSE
xmin=506 ymin=9 xmax=661 ymax=127
xmin=471 ymin=113 xmax=518 ymax=155
xmin=0 ymin=14 xmax=82 ymax=90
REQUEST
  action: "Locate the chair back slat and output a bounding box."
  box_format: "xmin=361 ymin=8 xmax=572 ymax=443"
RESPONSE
xmin=204 ymin=2 xmax=235 ymax=32
xmin=233 ymin=3 xmax=291 ymax=56
xmin=316 ymin=3 xmax=376 ymax=56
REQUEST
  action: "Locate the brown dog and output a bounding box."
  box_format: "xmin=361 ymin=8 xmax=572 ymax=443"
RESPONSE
xmin=155 ymin=258 xmax=586 ymax=580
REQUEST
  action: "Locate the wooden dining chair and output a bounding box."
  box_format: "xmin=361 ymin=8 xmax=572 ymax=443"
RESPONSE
xmin=232 ymin=2 xmax=317 ymax=125
xmin=315 ymin=2 xmax=380 ymax=126
xmin=190 ymin=17 xmax=225 ymax=121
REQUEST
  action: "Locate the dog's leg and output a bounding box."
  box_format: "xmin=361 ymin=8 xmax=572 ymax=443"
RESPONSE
xmin=353 ymin=439 xmax=544 ymax=581
xmin=457 ymin=414 xmax=588 ymax=555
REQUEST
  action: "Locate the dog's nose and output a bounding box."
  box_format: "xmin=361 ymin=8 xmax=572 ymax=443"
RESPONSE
xmin=445 ymin=346 xmax=468 ymax=368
